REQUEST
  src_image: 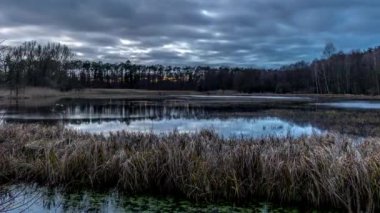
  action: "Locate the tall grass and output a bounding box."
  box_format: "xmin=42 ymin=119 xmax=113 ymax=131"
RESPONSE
xmin=0 ymin=124 xmax=380 ymax=212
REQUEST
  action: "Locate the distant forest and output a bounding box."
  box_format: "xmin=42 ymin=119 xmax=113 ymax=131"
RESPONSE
xmin=1 ymin=41 xmax=380 ymax=95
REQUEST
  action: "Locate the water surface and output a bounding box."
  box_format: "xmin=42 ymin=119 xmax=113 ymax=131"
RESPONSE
xmin=2 ymin=98 xmax=380 ymax=138
xmin=0 ymin=99 xmax=321 ymax=138
xmin=0 ymin=185 xmax=340 ymax=213
xmin=67 ymin=117 xmax=320 ymax=137
xmin=180 ymin=95 xmax=311 ymax=100
xmin=316 ymin=101 xmax=380 ymax=109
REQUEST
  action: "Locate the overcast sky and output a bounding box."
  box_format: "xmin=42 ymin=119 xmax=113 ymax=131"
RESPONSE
xmin=0 ymin=0 xmax=379 ymax=67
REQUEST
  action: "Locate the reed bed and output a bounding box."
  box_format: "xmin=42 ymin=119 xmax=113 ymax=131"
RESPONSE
xmin=0 ymin=124 xmax=380 ymax=212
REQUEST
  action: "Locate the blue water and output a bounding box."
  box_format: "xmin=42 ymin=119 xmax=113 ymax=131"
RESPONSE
xmin=316 ymin=101 xmax=380 ymax=109
xmin=66 ymin=117 xmax=321 ymax=138
xmin=3 ymin=98 xmax=380 ymax=138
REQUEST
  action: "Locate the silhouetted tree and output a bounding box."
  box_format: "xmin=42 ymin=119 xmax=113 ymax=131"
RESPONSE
xmin=2 ymin=41 xmax=380 ymax=95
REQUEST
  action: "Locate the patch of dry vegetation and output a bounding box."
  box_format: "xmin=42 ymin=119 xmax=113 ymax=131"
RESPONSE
xmin=0 ymin=124 xmax=380 ymax=212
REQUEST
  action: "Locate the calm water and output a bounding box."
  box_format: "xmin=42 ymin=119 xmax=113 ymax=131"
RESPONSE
xmin=316 ymin=101 xmax=380 ymax=109
xmin=2 ymin=97 xmax=380 ymax=138
xmin=0 ymin=185 xmax=339 ymax=213
xmin=179 ymin=95 xmax=312 ymax=100
xmin=66 ymin=117 xmax=320 ymax=137
xmin=1 ymin=98 xmax=321 ymax=138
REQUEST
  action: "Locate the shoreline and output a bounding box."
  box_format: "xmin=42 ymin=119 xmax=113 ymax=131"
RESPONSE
xmin=1 ymin=87 xmax=380 ymax=100
xmin=1 ymin=87 xmax=380 ymax=107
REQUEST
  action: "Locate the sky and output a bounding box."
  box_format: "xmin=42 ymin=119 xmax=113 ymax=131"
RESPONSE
xmin=0 ymin=0 xmax=379 ymax=67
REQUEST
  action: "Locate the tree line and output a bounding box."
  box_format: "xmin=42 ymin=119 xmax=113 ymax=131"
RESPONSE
xmin=1 ymin=41 xmax=380 ymax=95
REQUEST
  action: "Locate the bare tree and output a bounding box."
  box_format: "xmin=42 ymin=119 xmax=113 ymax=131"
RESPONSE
xmin=323 ymin=42 xmax=337 ymax=59
xmin=0 ymin=40 xmax=6 ymax=85
xmin=373 ymin=48 xmax=380 ymax=94
xmin=321 ymin=42 xmax=337 ymax=93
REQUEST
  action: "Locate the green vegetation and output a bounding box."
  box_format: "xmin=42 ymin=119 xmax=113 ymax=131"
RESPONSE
xmin=1 ymin=124 xmax=380 ymax=212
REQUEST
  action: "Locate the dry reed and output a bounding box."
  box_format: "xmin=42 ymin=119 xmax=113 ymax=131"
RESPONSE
xmin=0 ymin=124 xmax=379 ymax=212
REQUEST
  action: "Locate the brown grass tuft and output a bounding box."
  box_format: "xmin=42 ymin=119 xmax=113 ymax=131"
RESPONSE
xmin=0 ymin=124 xmax=379 ymax=212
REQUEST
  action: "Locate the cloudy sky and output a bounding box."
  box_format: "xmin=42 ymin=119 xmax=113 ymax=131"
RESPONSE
xmin=0 ymin=0 xmax=379 ymax=67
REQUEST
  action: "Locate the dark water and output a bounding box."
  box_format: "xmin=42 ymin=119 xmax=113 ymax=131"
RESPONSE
xmin=0 ymin=185 xmax=339 ymax=213
xmin=2 ymin=97 xmax=380 ymax=138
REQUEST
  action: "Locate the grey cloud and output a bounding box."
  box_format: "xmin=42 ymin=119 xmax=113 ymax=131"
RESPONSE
xmin=0 ymin=0 xmax=379 ymax=67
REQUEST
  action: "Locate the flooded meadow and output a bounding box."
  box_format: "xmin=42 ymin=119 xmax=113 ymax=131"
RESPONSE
xmin=1 ymin=95 xmax=380 ymax=212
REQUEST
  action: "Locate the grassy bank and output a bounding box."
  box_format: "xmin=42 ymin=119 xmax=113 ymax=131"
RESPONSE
xmin=0 ymin=125 xmax=380 ymax=212
xmin=1 ymin=87 xmax=380 ymax=106
xmin=0 ymin=87 xmax=202 ymax=106
xmin=0 ymin=87 xmax=201 ymax=100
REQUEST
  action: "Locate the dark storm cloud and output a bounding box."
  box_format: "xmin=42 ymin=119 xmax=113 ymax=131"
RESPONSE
xmin=0 ymin=0 xmax=379 ymax=67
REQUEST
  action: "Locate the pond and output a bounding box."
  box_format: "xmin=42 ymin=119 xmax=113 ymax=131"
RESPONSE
xmin=0 ymin=185 xmax=340 ymax=212
xmin=2 ymin=97 xmax=380 ymax=138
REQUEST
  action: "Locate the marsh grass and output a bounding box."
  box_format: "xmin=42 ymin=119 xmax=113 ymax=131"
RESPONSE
xmin=0 ymin=124 xmax=380 ymax=212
